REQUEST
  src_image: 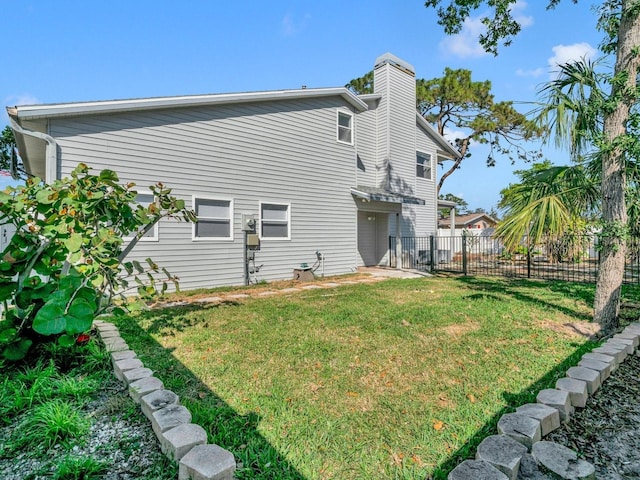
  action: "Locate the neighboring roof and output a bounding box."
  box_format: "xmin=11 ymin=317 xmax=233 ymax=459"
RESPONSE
xmin=7 ymin=87 xmax=368 ymax=121
xmin=351 ymin=186 xmax=425 ymax=205
xmin=437 ymin=199 xmax=457 ymax=208
xmin=438 ymin=213 xmax=497 ymax=228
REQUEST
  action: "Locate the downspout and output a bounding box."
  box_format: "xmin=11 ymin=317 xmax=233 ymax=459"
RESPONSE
xmin=7 ymin=108 xmax=58 ymax=183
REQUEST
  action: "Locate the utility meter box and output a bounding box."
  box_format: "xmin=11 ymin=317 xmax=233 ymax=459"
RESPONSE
xmin=246 ymin=233 xmax=260 ymax=248
xmin=242 ymin=214 xmax=257 ymax=232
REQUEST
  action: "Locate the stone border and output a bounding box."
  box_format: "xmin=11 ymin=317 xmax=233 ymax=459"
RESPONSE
xmin=448 ymin=322 xmax=640 ymax=480
xmin=93 ymin=319 xmax=236 ymax=480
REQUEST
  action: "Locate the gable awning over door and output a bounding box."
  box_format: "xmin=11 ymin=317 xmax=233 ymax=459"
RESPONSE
xmin=350 ymin=186 xmax=425 ymax=205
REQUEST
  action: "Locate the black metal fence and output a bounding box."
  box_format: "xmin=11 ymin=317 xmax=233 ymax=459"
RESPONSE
xmin=389 ymin=234 xmax=640 ymax=285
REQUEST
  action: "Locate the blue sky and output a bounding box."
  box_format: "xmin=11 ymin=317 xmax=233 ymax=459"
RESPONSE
xmin=2 ymin=1 xmax=605 ymax=209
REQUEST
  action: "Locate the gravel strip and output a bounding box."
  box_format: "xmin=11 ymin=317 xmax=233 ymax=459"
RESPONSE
xmin=0 ymin=376 xmax=176 ymax=480
xmin=547 ymin=353 xmax=640 ymax=479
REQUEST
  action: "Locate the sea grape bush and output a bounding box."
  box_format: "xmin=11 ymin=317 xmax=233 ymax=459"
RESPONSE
xmin=0 ymin=163 xmax=196 ymax=360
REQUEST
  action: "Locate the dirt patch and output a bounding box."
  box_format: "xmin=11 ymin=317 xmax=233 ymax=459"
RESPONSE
xmin=440 ymin=322 xmax=481 ymax=337
xmin=150 ymin=272 xmax=379 ymax=307
xmin=535 ymin=319 xmax=601 ymax=339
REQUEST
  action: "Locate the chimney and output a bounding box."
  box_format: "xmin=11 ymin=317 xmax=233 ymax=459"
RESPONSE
xmin=373 ymin=53 xmax=416 ymax=194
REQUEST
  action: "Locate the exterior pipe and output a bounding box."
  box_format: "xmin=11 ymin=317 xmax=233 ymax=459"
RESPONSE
xmin=7 ymin=111 xmax=58 ymax=183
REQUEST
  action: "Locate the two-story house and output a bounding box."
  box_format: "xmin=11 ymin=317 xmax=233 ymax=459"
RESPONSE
xmin=7 ymin=53 xmax=459 ymax=289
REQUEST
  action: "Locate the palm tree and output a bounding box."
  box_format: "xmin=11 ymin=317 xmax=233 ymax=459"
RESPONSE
xmin=496 ymin=162 xmax=598 ymax=251
xmin=498 ymin=54 xmax=640 ymax=331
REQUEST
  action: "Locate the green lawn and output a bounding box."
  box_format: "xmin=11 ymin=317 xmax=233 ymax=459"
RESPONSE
xmin=114 ymin=276 xmax=635 ymax=479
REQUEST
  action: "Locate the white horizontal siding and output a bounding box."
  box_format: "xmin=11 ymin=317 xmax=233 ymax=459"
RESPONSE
xmin=414 ymin=123 xmax=438 ymax=236
xmin=51 ymin=97 xmax=359 ymax=289
xmin=355 ymin=104 xmax=377 ymax=187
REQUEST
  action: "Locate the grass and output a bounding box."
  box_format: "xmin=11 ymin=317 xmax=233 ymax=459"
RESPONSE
xmin=113 ymin=275 xmax=640 ymax=479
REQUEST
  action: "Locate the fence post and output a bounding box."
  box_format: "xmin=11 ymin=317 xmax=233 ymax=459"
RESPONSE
xmin=430 ymin=235 xmax=435 ymax=272
xmin=526 ymin=237 xmax=531 ymax=279
xmin=388 ymin=236 xmax=394 ymax=268
xmin=462 ymin=234 xmax=468 ymax=276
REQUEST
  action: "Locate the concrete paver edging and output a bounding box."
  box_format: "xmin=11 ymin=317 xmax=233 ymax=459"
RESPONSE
xmin=93 ymin=319 xmax=236 ymax=480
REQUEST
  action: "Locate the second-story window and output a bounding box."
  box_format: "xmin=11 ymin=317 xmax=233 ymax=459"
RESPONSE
xmin=416 ymin=152 xmax=432 ymax=180
xmin=337 ymin=111 xmax=353 ymax=144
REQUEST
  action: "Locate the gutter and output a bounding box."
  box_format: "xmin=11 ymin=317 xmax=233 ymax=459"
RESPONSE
xmin=7 ymin=107 xmax=58 ymax=183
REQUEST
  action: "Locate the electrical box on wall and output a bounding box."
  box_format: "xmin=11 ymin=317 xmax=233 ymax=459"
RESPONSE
xmin=242 ymin=214 xmax=257 ymax=232
xmin=246 ymin=233 xmax=260 ymax=248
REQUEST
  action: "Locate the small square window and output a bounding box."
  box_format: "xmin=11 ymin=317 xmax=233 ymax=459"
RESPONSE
xmin=260 ymin=203 xmax=290 ymax=239
xmin=416 ymin=152 xmax=432 ymax=180
xmin=337 ymin=111 xmax=353 ymax=144
xmin=193 ymin=197 xmax=233 ymax=240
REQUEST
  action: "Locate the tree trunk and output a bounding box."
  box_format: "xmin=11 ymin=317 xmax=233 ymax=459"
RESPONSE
xmin=593 ymin=2 xmax=640 ymax=332
xmin=437 ymin=137 xmax=470 ymax=195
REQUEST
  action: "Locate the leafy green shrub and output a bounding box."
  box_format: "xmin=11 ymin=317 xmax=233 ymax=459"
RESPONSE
xmin=0 ymin=163 xmax=195 ymax=360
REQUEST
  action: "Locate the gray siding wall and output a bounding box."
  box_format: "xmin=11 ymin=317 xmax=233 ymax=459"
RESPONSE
xmin=354 ymin=101 xmax=377 ymax=187
xmin=412 ymin=123 xmax=438 ymax=236
xmin=50 ymin=97 xmax=359 ymax=289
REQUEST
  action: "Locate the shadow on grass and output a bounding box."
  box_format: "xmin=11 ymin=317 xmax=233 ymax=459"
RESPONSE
xmin=430 ymin=275 xmax=605 ymax=478
xmin=455 ymin=276 xmax=595 ymax=322
xmin=137 ymin=301 xmax=241 ymax=335
xmin=431 ymin=339 xmax=597 ymax=479
xmin=113 ymin=312 xmax=306 ymax=480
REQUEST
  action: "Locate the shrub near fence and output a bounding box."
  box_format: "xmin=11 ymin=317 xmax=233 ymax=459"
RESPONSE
xmin=389 ymin=234 xmax=640 ymax=285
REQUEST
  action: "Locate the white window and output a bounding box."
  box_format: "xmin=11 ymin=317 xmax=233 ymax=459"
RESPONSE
xmin=416 ymin=152 xmax=432 ymax=180
xmin=193 ymin=197 xmax=233 ymax=240
xmin=124 ymin=191 xmax=158 ymax=242
xmin=260 ymin=202 xmax=290 ymax=240
xmin=337 ymin=111 xmax=353 ymax=144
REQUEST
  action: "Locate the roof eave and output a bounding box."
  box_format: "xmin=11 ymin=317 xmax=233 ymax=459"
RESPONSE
xmin=12 ymin=87 xmax=369 ymax=121
xmin=416 ymin=113 xmax=460 ymax=160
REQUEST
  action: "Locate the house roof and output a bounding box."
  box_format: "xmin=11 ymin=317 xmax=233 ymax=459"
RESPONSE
xmin=351 ymin=186 xmax=425 ymax=205
xmin=416 ymin=114 xmax=460 ymax=161
xmin=438 ymin=213 xmax=497 ymax=228
xmin=7 ymin=87 xmax=369 ymax=121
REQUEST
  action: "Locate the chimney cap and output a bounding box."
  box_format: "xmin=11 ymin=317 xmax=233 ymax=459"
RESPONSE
xmin=374 ymin=53 xmax=415 ymax=75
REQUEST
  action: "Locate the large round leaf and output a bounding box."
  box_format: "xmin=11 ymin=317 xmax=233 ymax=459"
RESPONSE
xmin=32 ymin=301 xmax=66 ymax=335
xmin=65 ymin=298 xmax=95 ymax=334
xmin=2 ymin=338 xmax=32 ymax=360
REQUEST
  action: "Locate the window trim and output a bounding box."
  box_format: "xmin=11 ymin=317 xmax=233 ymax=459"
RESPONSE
xmin=336 ymin=110 xmax=354 ymax=145
xmin=259 ymin=201 xmax=291 ymax=240
xmin=124 ymin=190 xmax=159 ymax=242
xmin=191 ymin=196 xmax=234 ymax=241
xmin=416 ymin=151 xmax=433 ymax=180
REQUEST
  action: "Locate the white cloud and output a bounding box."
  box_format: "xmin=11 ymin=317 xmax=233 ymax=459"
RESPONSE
xmin=444 ymin=127 xmax=473 ymax=146
xmin=281 ymin=13 xmax=311 ymax=37
xmin=2 ymin=94 xmax=40 ymax=123
xmin=439 ymin=1 xmax=533 ymax=59
xmin=548 ymin=42 xmax=597 ymax=78
xmin=3 ymin=94 xmax=40 ymax=108
xmin=515 ymin=67 xmax=545 ymax=78
xmin=438 ymin=16 xmax=489 ymax=58
xmin=511 ymin=0 xmax=534 ymax=28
